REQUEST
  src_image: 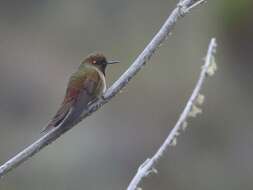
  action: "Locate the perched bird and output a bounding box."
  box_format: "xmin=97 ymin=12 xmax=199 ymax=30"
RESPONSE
xmin=42 ymin=53 xmax=120 ymax=132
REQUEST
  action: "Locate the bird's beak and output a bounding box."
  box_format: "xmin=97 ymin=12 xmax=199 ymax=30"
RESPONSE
xmin=107 ymin=60 xmax=120 ymax=64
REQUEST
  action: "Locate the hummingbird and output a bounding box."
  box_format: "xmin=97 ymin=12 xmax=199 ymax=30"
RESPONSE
xmin=42 ymin=53 xmax=120 ymax=132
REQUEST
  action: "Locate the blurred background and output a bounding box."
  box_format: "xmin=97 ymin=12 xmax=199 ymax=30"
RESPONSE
xmin=0 ymin=0 xmax=253 ymax=189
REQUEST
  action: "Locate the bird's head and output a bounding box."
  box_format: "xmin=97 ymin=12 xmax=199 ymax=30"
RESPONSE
xmin=81 ymin=53 xmax=120 ymax=74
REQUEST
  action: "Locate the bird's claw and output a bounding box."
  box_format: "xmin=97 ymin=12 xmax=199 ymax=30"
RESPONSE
xmin=101 ymin=94 xmax=106 ymax=101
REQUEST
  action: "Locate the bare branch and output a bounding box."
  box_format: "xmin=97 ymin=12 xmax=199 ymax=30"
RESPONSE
xmin=126 ymin=38 xmax=217 ymax=190
xmin=0 ymin=0 xmax=207 ymax=178
xmin=184 ymin=0 xmax=207 ymax=13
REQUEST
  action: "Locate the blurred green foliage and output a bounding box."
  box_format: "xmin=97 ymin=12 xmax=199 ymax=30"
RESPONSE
xmin=219 ymin=0 xmax=253 ymax=27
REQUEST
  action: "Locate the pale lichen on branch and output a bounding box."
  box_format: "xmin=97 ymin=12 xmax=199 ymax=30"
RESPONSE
xmin=126 ymin=38 xmax=217 ymax=190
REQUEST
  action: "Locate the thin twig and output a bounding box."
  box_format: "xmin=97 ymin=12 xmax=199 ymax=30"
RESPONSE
xmin=126 ymin=38 xmax=217 ymax=190
xmin=0 ymin=0 xmax=206 ymax=178
xmin=185 ymin=0 xmax=207 ymax=13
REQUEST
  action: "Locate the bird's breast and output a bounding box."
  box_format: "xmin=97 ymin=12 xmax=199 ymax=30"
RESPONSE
xmin=101 ymin=75 xmax=106 ymax=94
xmin=92 ymin=67 xmax=106 ymax=95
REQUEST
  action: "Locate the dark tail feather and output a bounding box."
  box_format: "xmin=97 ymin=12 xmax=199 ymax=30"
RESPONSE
xmin=40 ymin=107 xmax=74 ymax=134
xmin=40 ymin=124 xmax=54 ymax=134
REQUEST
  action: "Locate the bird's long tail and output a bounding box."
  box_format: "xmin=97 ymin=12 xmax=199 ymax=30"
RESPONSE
xmin=40 ymin=107 xmax=73 ymax=134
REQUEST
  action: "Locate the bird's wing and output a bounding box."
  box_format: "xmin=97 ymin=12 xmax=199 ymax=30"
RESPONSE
xmin=42 ymin=69 xmax=102 ymax=132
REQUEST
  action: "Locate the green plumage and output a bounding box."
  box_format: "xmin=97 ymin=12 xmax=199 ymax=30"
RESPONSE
xmin=42 ymin=53 xmax=113 ymax=132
